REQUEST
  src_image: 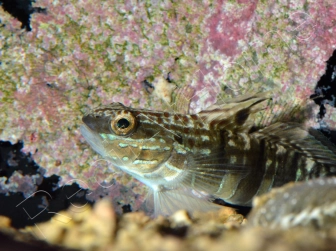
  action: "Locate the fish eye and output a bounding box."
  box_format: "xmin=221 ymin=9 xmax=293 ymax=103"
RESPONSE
xmin=117 ymin=118 xmax=130 ymax=129
xmin=111 ymin=112 xmax=136 ymax=136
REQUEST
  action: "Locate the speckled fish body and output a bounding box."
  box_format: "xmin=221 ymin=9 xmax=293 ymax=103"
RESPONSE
xmin=248 ymin=177 xmax=336 ymax=230
xmin=81 ymin=93 xmax=336 ymax=216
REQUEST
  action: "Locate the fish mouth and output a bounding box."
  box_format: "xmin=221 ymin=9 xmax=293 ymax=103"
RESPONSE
xmin=82 ymin=114 xmax=94 ymax=130
xmin=82 ymin=114 xmax=112 ymax=134
xmin=80 ymin=124 xmax=107 ymax=157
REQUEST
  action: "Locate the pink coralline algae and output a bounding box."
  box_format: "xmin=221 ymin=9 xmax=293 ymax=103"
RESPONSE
xmin=0 ymin=171 xmax=42 ymax=197
xmin=1 ymin=0 xmax=336 ymax=213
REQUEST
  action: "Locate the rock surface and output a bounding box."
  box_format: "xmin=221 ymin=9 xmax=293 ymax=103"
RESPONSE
xmin=0 ymin=193 xmax=335 ymax=250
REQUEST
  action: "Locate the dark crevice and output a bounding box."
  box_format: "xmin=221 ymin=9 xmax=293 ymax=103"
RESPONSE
xmin=310 ymin=49 xmax=336 ymax=144
xmin=158 ymin=225 xmax=188 ymax=238
xmin=0 ymin=0 xmax=47 ymax=31
xmin=0 ymin=141 xmax=93 ymax=229
xmin=122 ymin=204 xmax=132 ymax=214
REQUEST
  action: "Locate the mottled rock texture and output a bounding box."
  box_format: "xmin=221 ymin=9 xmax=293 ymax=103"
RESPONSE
xmin=1 ymin=196 xmax=336 ymax=250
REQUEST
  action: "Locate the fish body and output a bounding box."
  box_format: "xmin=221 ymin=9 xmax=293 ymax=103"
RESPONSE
xmin=248 ymin=177 xmax=336 ymax=229
xmin=81 ymin=93 xmax=336 ymax=216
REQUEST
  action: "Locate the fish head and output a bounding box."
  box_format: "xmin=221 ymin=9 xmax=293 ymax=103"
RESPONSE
xmin=81 ymin=102 xmax=175 ymax=175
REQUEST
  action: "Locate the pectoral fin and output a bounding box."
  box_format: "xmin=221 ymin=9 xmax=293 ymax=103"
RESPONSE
xmin=149 ymin=187 xmax=220 ymax=217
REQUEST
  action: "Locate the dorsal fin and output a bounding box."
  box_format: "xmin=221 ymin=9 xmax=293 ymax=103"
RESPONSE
xmin=197 ymin=91 xmax=272 ymax=132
